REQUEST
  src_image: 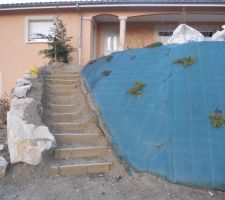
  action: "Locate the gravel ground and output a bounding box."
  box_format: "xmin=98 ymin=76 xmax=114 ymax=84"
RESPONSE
xmin=0 ymin=160 xmax=225 ymax=200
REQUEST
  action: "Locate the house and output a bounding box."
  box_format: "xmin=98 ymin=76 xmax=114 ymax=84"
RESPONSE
xmin=0 ymin=0 xmax=225 ymax=95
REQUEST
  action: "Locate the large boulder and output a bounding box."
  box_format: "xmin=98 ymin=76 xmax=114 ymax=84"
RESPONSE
xmin=7 ymin=111 xmax=55 ymax=165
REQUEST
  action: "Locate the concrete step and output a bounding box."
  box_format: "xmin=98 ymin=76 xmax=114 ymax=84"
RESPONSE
xmin=52 ymin=120 xmax=93 ymax=132
xmin=45 ymin=79 xmax=80 ymax=85
xmin=54 ymin=133 xmax=100 ymax=144
xmin=51 ymin=122 xmax=100 ymax=135
xmin=47 ymin=90 xmax=78 ymax=96
xmin=46 ymin=111 xmax=82 ymax=122
xmin=54 ymin=146 xmax=108 ymax=159
xmin=45 ymin=74 xmax=79 ymax=80
xmin=49 ymin=162 xmax=112 ymax=175
xmin=50 ymin=71 xmax=79 ymax=76
xmin=46 ymin=84 xmax=78 ymax=91
xmin=47 ymin=95 xmax=81 ymax=105
xmin=48 ymin=103 xmax=81 ymax=113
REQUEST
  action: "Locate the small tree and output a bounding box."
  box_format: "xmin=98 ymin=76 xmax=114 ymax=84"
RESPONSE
xmin=39 ymin=17 xmax=74 ymax=63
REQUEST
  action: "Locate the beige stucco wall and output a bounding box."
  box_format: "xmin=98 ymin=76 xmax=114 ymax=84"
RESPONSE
xmin=0 ymin=9 xmax=79 ymax=95
xmin=0 ymin=6 xmax=225 ymax=95
xmin=126 ymin=22 xmax=155 ymax=48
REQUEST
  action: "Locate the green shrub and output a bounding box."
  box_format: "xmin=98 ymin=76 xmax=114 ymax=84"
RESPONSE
xmin=209 ymin=107 xmax=225 ymax=128
xmin=101 ymin=70 xmax=112 ymax=76
xmin=127 ymin=81 xmax=146 ymax=97
xmin=39 ymin=17 xmax=74 ymax=63
xmin=145 ymin=42 xmax=163 ymax=48
xmin=173 ymin=55 xmax=197 ymax=67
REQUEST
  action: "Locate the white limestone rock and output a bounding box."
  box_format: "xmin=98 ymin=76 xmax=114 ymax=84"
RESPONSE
xmin=0 ymin=156 xmax=8 ymax=177
xmin=7 ymin=111 xmax=56 ymax=165
xmin=11 ymin=98 xmax=33 ymax=118
xmin=12 ymin=85 xmax=31 ymax=98
xmin=16 ymin=78 xmax=31 ymax=87
xmin=0 ymin=144 xmax=4 ymax=151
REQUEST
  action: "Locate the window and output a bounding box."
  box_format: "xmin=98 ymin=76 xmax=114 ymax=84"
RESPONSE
xmin=156 ymin=25 xmax=219 ymax=44
xmin=25 ymin=16 xmax=54 ymax=43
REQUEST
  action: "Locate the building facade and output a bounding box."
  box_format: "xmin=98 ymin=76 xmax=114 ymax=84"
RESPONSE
xmin=0 ymin=0 xmax=225 ymax=95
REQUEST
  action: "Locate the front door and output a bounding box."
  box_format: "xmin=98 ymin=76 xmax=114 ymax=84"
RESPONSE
xmin=103 ymin=26 xmax=119 ymax=55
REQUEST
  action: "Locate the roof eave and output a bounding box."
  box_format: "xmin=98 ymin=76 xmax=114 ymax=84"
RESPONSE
xmin=1 ymin=3 xmax=225 ymax=11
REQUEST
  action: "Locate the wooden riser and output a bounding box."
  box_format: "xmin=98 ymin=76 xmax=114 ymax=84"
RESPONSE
xmin=50 ymin=71 xmax=79 ymax=76
xmin=49 ymin=162 xmax=112 ymax=175
xmin=45 ymin=79 xmax=80 ymax=85
xmin=46 ymin=84 xmax=78 ymax=90
xmin=47 ymin=96 xmax=81 ymax=105
xmin=54 ymin=133 xmax=99 ymax=144
xmin=46 ymin=112 xmax=82 ymax=122
xmin=52 ymin=121 xmax=91 ymax=132
xmin=48 ymin=90 xmax=77 ymax=96
xmin=54 ymin=146 xmax=108 ymax=159
xmin=48 ymin=104 xmax=81 ymax=113
xmin=45 ymin=75 xmax=79 ymax=80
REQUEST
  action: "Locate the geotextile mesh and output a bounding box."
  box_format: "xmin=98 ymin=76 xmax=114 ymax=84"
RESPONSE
xmin=82 ymin=41 xmax=225 ymax=189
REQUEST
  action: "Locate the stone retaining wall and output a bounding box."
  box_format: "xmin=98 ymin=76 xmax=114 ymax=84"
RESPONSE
xmin=7 ymin=70 xmax=56 ymax=166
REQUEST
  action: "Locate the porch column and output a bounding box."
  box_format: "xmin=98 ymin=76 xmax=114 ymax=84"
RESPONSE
xmin=119 ymin=16 xmax=127 ymax=50
xmin=81 ymin=16 xmax=94 ymax=65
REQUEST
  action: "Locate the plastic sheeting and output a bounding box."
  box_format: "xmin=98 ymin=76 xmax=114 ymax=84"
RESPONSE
xmin=168 ymin=24 xmax=204 ymax=44
xmin=82 ymin=42 xmax=225 ymax=190
xmin=212 ymin=25 xmax=225 ymax=41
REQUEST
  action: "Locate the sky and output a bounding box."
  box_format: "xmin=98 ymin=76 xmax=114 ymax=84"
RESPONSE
xmin=0 ymin=0 xmax=86 ymax=4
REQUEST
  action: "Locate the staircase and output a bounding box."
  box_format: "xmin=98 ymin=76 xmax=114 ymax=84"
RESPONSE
xmin=43 ymin=67 xmax=112 ymax=175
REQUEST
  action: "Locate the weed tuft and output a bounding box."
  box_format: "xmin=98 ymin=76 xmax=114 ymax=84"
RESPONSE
xmin=208 ymin=107 xmax=225 ymax=128
xmin=145 ymin=42 xmax=163 ymax=48
xmin=101 ymin=70 xmax=112 ymax=77
xmin=173 ymin=55 xmax=197 ymax=67
xmin=127 ymin=81 xmax=146 ymax=97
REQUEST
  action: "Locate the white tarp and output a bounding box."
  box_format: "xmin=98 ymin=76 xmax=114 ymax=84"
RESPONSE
xmin=168 ymin=24 xmax=204 ymax=44
xmin=212 ymin=25 xmax=225 ymax=41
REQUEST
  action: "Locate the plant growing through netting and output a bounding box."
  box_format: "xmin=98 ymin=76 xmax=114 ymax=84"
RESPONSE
xmin=104 ymin=54 xmax=113 ymax=62
xmin=39 ymin=17 xmax=74 ymax=63
xmin=101 ymin=70 xmax=112 ymax=77
xmin=208 ymin=107 xmax=225 ymax=128
xmin=173 ymin=55 xmax=197 ymax=67
xmin=88 ymin=59 xmax=97 ymax=65
xmin=145 ymin=42 xmax=163 ymax=48
xmin=127 ymin=81 xmax=146 ymax=97
xmin=129 ymin=55 xmax=136 ymax=60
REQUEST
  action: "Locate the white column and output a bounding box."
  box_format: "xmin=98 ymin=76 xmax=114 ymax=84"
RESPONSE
xmin=119 ymin=16 xmax=127 ymax=50
xmin=82 ymin=16 xmax=94 ymax=64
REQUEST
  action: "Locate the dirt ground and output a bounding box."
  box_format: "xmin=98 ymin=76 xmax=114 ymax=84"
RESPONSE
xmin=1 ymin=161 xmax=225 ymax=200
